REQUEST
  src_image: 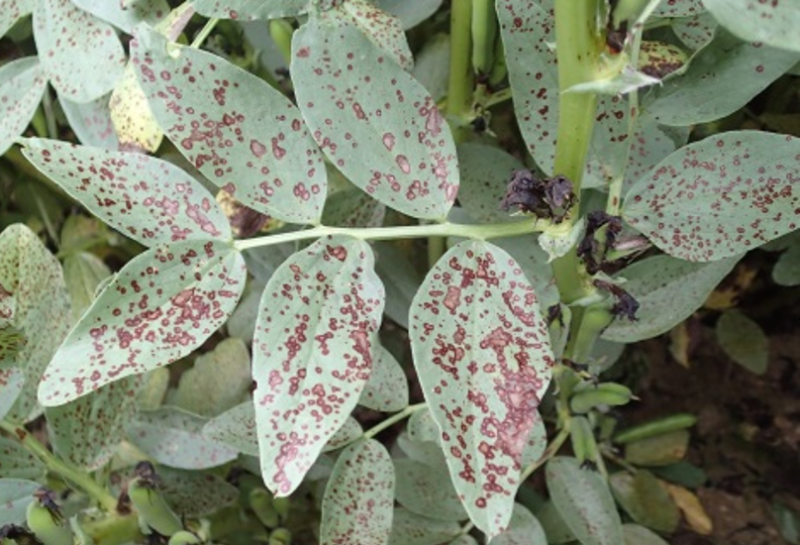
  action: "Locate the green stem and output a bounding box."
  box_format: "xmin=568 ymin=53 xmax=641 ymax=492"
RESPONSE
xmin=447 ymin=0 xmax=474 ymax=119
xmin=362 ymin=403 xmax=427 ymax=442
xmin=0 ymin=421 xmax=118 ymax=512
xmin=42 ymin=86 xmax=59 ymax=140
xmin=233 ymin=220 xmax=547 ymax=252
xmin=190 ymin=18 xmax=219 ymax=48
xmin=520 ymin=425 xmax=570 ymax=482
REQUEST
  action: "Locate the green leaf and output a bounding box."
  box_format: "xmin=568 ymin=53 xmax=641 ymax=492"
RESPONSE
xmin=253 ymin=236 xmax=384 ymax=496
xmin=650 ymin=461 xmax=707 ymax=489
xmin=394 ymin=458 xmax=467 ymax=522
xmin=0 ymin=57 xmax=47 ymax=157
xmin=320 ymin=439 xmax=395 ymax=545
xmin=126 ymin=406 xmax=239 ymax=469
xmin=772 ymin=502 xmax=800 ymax=545
xmin=448 ymin=537 xmax=479 ymax=545
xmin=158 ymin=467 xmax=239 ymax=517
xmin=622 ymin=524 xmax=670 ymax=545
xmin=396 ymin=432 xmax=445 ymax=468
xmin=624 ymin=430 xmax=690 ymax=466
xmin=377 ymin=0 xmax=443 ymax=30
xmin=131 ymin=26 xmax=327 ymax=225
xmin=359 ymin=344 xmax=408 ymax=412
xmin=609 ymin=470 xmax=680 ymax=533
xmin=488 ymin=503 xmax=547 ymax=545
xmin=672 ymin=12 xmax=717 ymax=50
xmin=716 ymin=310 xmax=769 ymax=374
xmin=534 ymin=501 xmax=576 ymax=544
xmin=202 ymin=400 xmax=258 ymax=456
xmin=774 ymin=243 xmax=800 ymax=286
xmin=58 ymin=93 xmax=120 ymax=151
xmin=0 ymin=479 xmax=39 ymax=526
xmin=322 ymin=188 xmax=386 ymax=228
xmin=411 ymin=34 xmax=450 ymax=102
xmin=34 ymin=0 xmax=125 ymax=102
xmin=497 ymin=0 xmax=557 ymax=175
xmin=0 ymin=0 xmax=34 ymax=39
xmin=375 ymin=241 xmax=423 ymax=329
xmin=410 ymin=240 xmax=554 ymax=537
xmin=456 ymin=143 xmax=525 ymax=223
xmin=546 ymin=457 xmax=624 ymax=545
xmin=388 ymin=507 xmax=461 ymax=545
xmin=292 ymin=18 xmax=458 ymax=220
xmin=0 ymin=224 xmax=71 ymax=423
xmin=0 ymin=369 xmax=24 ymax=421
xmin=322 ymin=416 xmax=363 ymax=453
xmin=190 ymin=0 xmax=310 ymax=20
xmin=22 ymin=138 xmax=231 ymax=247
xmin=653 ymin=0 xmax=704 ymax=17
xmin=0 ymin=436 xmax=46 ymax=480
xmin=137 ymin=368 xmax=169 ymax=411
xmin=702 ymin=0 xmax=800 ymax=53
xmin=46 ymin=376 xmax=142 ymax=470
xmin=645 ymin=28 xmax=800 ymax=126
xmin=37 ymin=240 xmax=246 ymax=406
xmin=172 ymin=337 xmax=251 ymax=417
xmin=63 ymin=252 xmax=112 ymax=323
xmin=603 ymin=254 xmax=739 ymax=342
xmin=623 ymin=131 xmax=800 ymax=261
xmin=71 ymin=0 xmax=169 ymax=33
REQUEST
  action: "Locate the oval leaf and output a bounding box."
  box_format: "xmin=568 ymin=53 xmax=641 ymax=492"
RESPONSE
xmin=0 ymin=0 xmax=34 ymax=39
xmin=488 ymin=504 xmax=547 ymax=545
xmin=359 ymin=344 xmax=409 ymax=412
xmin=546 ymin=456 xmax=624 ymax=545
xmin=716 ymin=310 xmax=769 ymax=374
xmin=34 ymin=0 xmax=125 ymax=102
xmin=410 ymin=240 xmax=555 ymax=537
xmin=0 ymin=369 xmax=25 ymax=421
xmin=191 ymin=0 xmax=310 ymax=20
xmin=623 ymin=523 xmax=670 ymax=545
xmin=202 ymin=400 xmax=258 ymax=456
xmin=321 ymin=439 xmax=395 ymax=545
xmin=58 ymin=93 xmax=121 ymax=151
xmin=158 ymin=467 xmax=239 ymax=517
xmin=623 ymin=131 xmax=800 ymax=261
xmin=0 ymin=437 xmax=46 ymax=480
xmin=702 ymin=0 xmax=800 ymax=53
xmin=253 ymin=235 xmax=384 ymax=496
xmin=292 ymin=18 xmax=458 ymax=220
xmin=127 ymin=406 xmax=239 ymax=469
xmin=38 ymin=240 xmax=246 ymax=406
xmin=0 ymin=57 xmax=47 ymax=157
xmin=394 ymin=458 xmax=467 ymax=522
xmin=71 ymin=0 xmax=169 ymax=33
xmin=132 ymin=25 xmax=327 ymax=224
xmin=609 ymin=470 xmax=680 ymax=533
xmin=22 ymin=138 xmax=231 ymax=246
xmin=46 ymin=375 xmax=142 ymax=470
xmin=456 ymin=143 xmax=525 ymax=223
xmin=388 ymin=507 xmax=461 ymax=545
xmin=0 ymin=479 xmax=39 ymax=526
xmin=603 ymin=254 xmax=739 ymax=342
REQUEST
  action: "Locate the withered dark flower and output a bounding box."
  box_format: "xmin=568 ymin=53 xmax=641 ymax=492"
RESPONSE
xmin=578 ymin=210 xmax=623 ymax=273
xmin=500 ymin=169 xmax=575 ymax=223
xmin=593 ymin=279 xmax=639 ymax=321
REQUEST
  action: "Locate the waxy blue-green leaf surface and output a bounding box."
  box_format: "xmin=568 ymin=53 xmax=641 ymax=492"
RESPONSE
xmin=653 ymin=0 xmax=704 ymax=17
xmin=375 ymin=241 xmax=423 ymax=329
xmin=603 ymin=254 xmax=739 ymax=342
xmin=202 ymin=400 xmax=258 ymax=456
xmin=34 ymin=0 xmax=125 ymax=103
xmin=702 ymin=0 xmax=800 ymax=53
xmin=22 ymin=139 xmax=231 ymax=247
xmin=645 ymin=28 xmax=800 ymax=126
xmin=0 ymin=436 xmax=46 ymax=479
xmin=410 ymin=240 xmax=554 ymax=537
xmin=359 ymin=344 xmax=408 ymax=412
xmin=623 ymin=524 xmax=670 ymax=545
xmin=0 ymin=224 xmax=71 ymax=422
xmin=63 ymin=251 xmax=112 ymax=322
xmin=292 ymin=18 xmax=458 ymax=220
xmin=0 ymin=479 xmax=39 ymax=526
xmin=672 ymin=12 xmax=717 ymax=50
xmin=46 ymin=376 xmax=142 ymax=470
xmin=623 ymin=131 xmax=800 ymax=261
xmin=0 ymin=0 xmax=34 ymax=39
xmin=127 ymin=406 xmax=239 ymax=469
xmin=191 ymin=0 xmax=310 ymax=20
xmin=0 ymin=370 xmax=24 ymax=422
xmin=38 ymin=240 xmax=246 ymax=406
xmin=716 ymin=310 xmax=769 ymax=374
xmin=320 ymin=439 xmax=395 ymax=545
xmin=456 ymin=143 xmax=526 ymax=223
xmin=322 ymin=188 xmax=386 ymax=228
xmin=774 ymin=243 xmax=800 ymax=286
xmin=388 ymin=508 xmax=461 ymax=545
xmin=132 ymin=26 xmax=327 ymax=224
xmin=71 ymin=0 xmax=169 ymax=32
xmin=253 ymin=236 xmax=384 ymax=496
xmin=0 ymin=57 xmax=47 ymax=157
xmin=394 ymin=458 xmax=467 ymax=522
xmin=488 ymin=504 xmax=547 ymax=545
xmin=59 ymin=93 xmax=120 ymax=151
xmin=546 ymin=457 xmax=624 ymax=545
xmin=158 ymin=467 xmax=239 ymax=517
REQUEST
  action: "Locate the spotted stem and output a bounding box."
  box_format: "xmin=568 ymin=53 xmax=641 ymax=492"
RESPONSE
xmin=0 ymin=420 xmax=118 ymax=511
xmin=233 ymin=220 xmax=548 ymax=252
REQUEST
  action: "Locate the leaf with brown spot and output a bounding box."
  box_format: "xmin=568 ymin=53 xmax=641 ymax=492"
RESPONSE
xmin=158 ymin=467 xmax=239 ymax=517
xmin=253 ymin=235 xmax=384 ymax=496
xmin=292 ymin=18 xmax=458 ymax=220
xmin=410 ymin=240 xmax=554 ymax=537
xmin=320 ymin=439 xmax=395 ymax=545
xmin=0 ymin=436 xmax=46 ymax=480
xmin=58 ymin=93 xmax=121 ymax=150
xmin=131 ymin=25 xmax=327 ymax=225
xmin=394 ymin=457 xmax=467 ymax=522
xmin=191 ymin=0 xmax=310 ymax=21
xmin=22 ymin=138 xmax=231 ymax=247
xmin=45 ymin=375 xmax=143 ymax=470
xmin=0 ymin=57 xmax=47 ymax=157
xmin=623 ymin=131 xmax=800 ymax=261
xmin=388 ymin=507 xmax=461 ymax=545
xmin=359 ymin=344 xmax=408 ymax=412
xmin=0 ymin=369 xmax=24 ymax=421
xmin=703 ymin=0 xmax=800 ymax=52
xmin=37 ymin=240 xmax=246 ymax=406
xmin=0 ymin=479 xmax=40 ymax=526
xmin=0 ymin=0 xmax=34 ymax=39
xmin=34 ymin=0 xmax=126 ymax=102
xmin=488 ymin=504 xmax=547 ymax=545
xmin=71 ymin=0 xmax=169 ymax=33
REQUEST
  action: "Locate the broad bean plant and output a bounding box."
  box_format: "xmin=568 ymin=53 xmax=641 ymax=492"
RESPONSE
xmin=1 ymin=0 xmax=799 ymax=544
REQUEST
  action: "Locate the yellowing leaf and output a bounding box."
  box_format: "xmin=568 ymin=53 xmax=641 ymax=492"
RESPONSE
xmin=664 ymin=483 xmax=713 ymax=535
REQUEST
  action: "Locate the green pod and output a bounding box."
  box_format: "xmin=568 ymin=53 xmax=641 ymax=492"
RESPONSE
xmin=488 ymin=33 xmax=507 ymax=87
xmin=569 ymin=416 xmax=592 ymax=465
xmin=26 ymin=501 xmax=73 ymax=545
xmin=128 ymin=477 xmax=183 ymax=537
xmin=471 ymin=0 xmax=498 ymax=75
xmin=268 ymin=528 xmax=291 ymax=545
xmin=248 ymin=488 xmax=279 ymax=529
xmin=271 ymin=497 xmax=290 ymax=524
xmin=570 ymin=382 xmax=633 ymax=414
xmin=613 ymin=413 xmax=698 ymax=445
xmin=269 ymin=19 xmax=294 ymax=67
xmin=69 ymin=517 xmax=95 ymax=545
xmin=168 ymin=531 xmax=203 ymax=545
